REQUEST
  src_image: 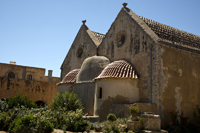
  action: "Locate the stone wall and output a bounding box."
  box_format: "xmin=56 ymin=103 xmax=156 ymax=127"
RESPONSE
xmin=0 ymin=77 xmax=58 ymax=105
xmin=73 ymin=82 xmax=95 ymax=115
xmin=94 ymin=78 xmax=139 ymax=121
xmin=154 ymin=43 xmax=200 ymax=126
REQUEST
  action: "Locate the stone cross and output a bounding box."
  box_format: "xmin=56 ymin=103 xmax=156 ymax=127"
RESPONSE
xmin=122 ymin=3 xmax=128 ymax=8
xmin=82 ymin=20 xmax=86 ymax=25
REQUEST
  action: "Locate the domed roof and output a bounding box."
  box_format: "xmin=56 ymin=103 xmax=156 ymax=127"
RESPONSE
xmin=59 ymin=69 xmax=80 ymax=84
xmin=76 ymin=56 xmax=110 ymax=83
xmin=95 ymin=60 xmax=138 ymax=80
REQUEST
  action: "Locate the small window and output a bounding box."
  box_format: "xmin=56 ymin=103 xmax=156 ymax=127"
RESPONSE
xmin=98 ymin=87 xmax=102 ymax=99
xmin=76 ymin=47 xmax=83 ymax=57
xmin=27 ymin=74 xmax=33 ymax=80
xmin=117 ymin=32 xmax=126 ymax=47
xmin=8 ymin=72 xmax=15 ymax=79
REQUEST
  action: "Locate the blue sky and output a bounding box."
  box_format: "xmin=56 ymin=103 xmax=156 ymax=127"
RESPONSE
xmin=1 ymin=0 xmax=200 ymax=77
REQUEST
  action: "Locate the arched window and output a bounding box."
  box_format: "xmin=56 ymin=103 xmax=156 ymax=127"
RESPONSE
xmin=27 ymin=74 xmax=33 ymax=80
xmin=76 ymin=47 xmax=83 ymax=57
xmin=8 ymin=72 xmax=15 ymax=79
xmin=116 ymin=32 xmax=126 ymax=47
xmin=98 ymin=87 xmax=102 ymax=99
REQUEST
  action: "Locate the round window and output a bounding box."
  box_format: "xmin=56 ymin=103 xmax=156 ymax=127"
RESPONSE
xmin=77 ymin=47 xmax=83 ymax=57
xmin=116 ymin=32 xmax=126 ymax=47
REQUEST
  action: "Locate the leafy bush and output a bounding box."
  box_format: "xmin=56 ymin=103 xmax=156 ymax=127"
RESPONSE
xmin=75 ymin=120 xmax=88 ymax=132
xmin=168 ymin=107 xmax=200 ymax=133
xmin=107 ymin=113 xmax=117 ymax=121
xmin=64 ymin=109 xmax=88 ymax=131
xmin=0 ymin=112 xmax=9 ymax=131
xmin=50 ymin=91 xmax=84 ymax=112
xmin=0 ymin=99 xmax=9 ymax=112
xmin=7 ymin=93 xmax=37 ymax=109
xmin=9 ymin=114 xmax=54 ymax=133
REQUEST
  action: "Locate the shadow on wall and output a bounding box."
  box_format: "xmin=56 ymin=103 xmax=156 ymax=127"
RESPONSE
xmin=96 ymin=95 xmax=130 ymax=121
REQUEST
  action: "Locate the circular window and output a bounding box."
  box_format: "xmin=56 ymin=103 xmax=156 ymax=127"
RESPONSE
xmin=116 ymin=32 xmax=126 ymax=47
xmin=76 ymin=47 xmax=83 ymax=57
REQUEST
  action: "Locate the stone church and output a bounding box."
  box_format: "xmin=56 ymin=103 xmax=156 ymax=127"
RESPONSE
xmin=58 ymin=3 xmax=200 ymax=126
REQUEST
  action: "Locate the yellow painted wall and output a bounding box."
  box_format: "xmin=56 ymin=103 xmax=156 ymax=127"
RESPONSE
xmin=0 ymin=77 xmax=58 ymax=105
xmin=156 ymin=44 xmax=200 ymax=126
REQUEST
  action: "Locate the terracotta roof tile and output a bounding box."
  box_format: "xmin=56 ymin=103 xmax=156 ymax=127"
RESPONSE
xmin=59 ymin=69 xmax=80 ymax=84
xmin=138 ymin=16 xmax=200 ymax=49
xmin=95 ymin=60 xmax=138 ymax=80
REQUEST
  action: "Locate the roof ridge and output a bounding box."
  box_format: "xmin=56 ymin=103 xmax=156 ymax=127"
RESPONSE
xmin=138 ymin=15 xmax=200 ymax=49
xmin=91 ymin=31 xmax=105 ymax=44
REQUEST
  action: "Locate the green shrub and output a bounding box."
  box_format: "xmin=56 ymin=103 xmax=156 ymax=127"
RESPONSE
xmin=0 ymin=112 xmax=8 ymax=131
xmin=168 ymin=107 xmax=200 ymax=133
xmin=50 ymin=91 xmax=84 ymax=112
xmin=9 ymin=114 xmax=53 ymax=133
xmin=0 ymin=99 xmax=9 ymax=112
xmin=56 ymin=109 xmax=87 ymax=132
xmin=107 ymin=113 xmax=117 ymax=121
xmin=7 ymin=93 xmax=37 ymax=109
xmin=75 ymin=120 xmax=88 ymax=132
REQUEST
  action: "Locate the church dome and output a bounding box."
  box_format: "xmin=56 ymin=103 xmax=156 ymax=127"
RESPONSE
xmin=95 ymin=60 xmax=138 ymax=80
xmin=76 ymin=56 xmax=110 ymax=83
xmin=59 ymin=69 xmax=80 ymax=84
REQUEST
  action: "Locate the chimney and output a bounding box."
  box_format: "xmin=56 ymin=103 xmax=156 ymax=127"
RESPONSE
xmin=10 ymin=61 xmax=16 ymax=65
xmin=48 ymin=70 xmax=53 ymax=82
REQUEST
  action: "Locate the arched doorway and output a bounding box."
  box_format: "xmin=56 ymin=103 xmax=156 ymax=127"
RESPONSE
xmin=35 ymin=100 xmax=46 ymax=107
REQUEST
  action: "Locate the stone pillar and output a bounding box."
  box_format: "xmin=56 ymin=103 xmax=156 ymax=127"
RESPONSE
xmin=21 ymin=67 xmax=26 ymax=80
xmin=48 ymin=70 xmax=53 ymax=82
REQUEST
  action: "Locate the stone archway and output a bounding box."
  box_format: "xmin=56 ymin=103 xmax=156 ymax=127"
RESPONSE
xmin=35 ymin=100 xmax=46 ymax=107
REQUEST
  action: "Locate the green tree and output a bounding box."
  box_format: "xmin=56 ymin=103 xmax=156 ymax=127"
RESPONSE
xmin=50 ymin=91 xmax=84 ymax=112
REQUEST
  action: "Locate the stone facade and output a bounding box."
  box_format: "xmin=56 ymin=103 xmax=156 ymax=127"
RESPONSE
xmin=0 ymin=62 xmax=60 ymax=105
xmin=59 ymin=3 xmax=200 ymax=127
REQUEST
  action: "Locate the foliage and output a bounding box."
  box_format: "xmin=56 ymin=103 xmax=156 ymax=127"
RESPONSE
xmin=0 ymin=99 xmax=9 ymax=112
xmin=64 ymin=109 xmax=88 ymax=132
xmin=129 ymin=106 xmax=139 ymax=115
xmin=50 ymin=91 xmax=84 ymax=112
xmin=93 ymin=118 xmax=128 ymax=133
xmin=168 ymin=107 xmax=200 ymax=133
xmin=7 ymin=93 xmax=37 ymax=109
xmin=9 ymin=114 xmax=54 ymax=133
xmin=0 ymin=92 xmax=88 ymax=133
xmin=74 ymin=120 xmax=88 ymax=132
xmin=107 ymin=113 xmax=117 ymax=121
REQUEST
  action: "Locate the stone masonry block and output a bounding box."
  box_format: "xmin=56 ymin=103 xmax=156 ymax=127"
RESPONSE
xmin=127 ymin=120 xmax=143 ymax=131
xmin=141 ymin=114 xmax=161 ymax=131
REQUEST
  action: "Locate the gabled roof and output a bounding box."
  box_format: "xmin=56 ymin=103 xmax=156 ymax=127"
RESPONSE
xmin=83 ymin=24 xmax=104 ymax=47
xmin=91 ymin=31 xmax=105 ymax=44
xmin=95 ymin=60 xmax=138 ymax=80
xmin=139 ymin=16 xmax=200 ymax=49
xmin=61 ymin=23 xmax=104 ymax=69
xmin=58 ymin=69 xmax=80 ymax=84
xmin=123 ymin=6 xmax=200 ymax=50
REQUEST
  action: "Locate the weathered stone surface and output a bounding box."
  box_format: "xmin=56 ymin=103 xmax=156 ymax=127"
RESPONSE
xmin=127 ymin=120 xmax=143 ymax=131
xmin=141 ymin=114 xmax=161 ymax=131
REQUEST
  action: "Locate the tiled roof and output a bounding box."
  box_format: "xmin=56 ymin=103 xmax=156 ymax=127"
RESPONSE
xmin=138 ymin=16 xmax=200 ymax=49
xmin=95 ymin=60 xmax=138 ymax=80
xmin=59 ymin=69 xmax=80 ymax=84
xmin=92 ymin=31 xmax=105 ymax=43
